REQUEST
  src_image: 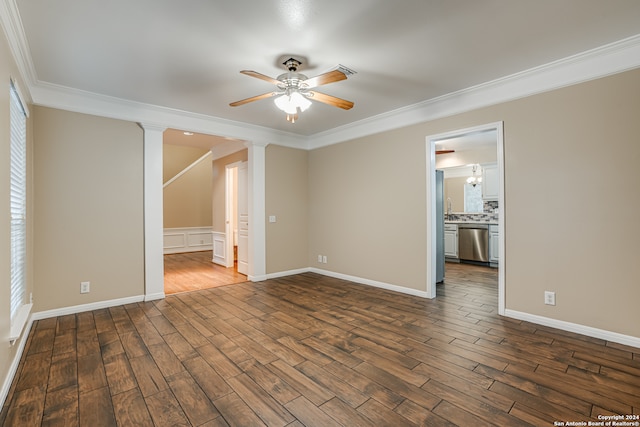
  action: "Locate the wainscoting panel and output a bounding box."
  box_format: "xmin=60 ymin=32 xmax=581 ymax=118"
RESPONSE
xmin=163 ymin=227 xmax=212 ymax=254
xmin=212 ymin=231 xmax=227 ymax=266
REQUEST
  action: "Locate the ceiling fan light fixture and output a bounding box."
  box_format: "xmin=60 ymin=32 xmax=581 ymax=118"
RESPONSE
xmin=274 ymin=90 xmax=311 ymax=116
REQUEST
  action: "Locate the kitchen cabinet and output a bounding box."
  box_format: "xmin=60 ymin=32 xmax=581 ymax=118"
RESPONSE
xmin=489 ymin=224 xmax=499 ymax=264
xmin=482 ymin=163 xmax=499 ymax=201
xmin=444 ymin=224 xmax=458 ymax=258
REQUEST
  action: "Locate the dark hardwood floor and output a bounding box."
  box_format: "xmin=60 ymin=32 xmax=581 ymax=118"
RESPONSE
xmin=164 ymin=250 xmax=247 ymax=295
xmin=2 ymin=263 xmax=639 ymax=426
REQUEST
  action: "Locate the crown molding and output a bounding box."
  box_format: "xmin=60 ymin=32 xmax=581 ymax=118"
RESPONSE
xmin=306 ymin=34 xmax=640 ymax=150
xmin=3 ymin=0 xmax=639 ymax=151
xmin=0 ymin=0 xmax=37 ymax=102
xmin=1 ymin=0 xmax=303 ymax=146
xmin=29 ymin=81 xmax=304 ymax=147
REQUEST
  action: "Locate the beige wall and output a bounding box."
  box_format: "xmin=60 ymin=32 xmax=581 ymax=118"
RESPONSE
xmin=32 ymin=107 xmax=144 ymax=312
xmin=499 ymin=69 xmax=639 ymax=336
xmin=0 ymin=28 xmax=34 ymax=404
xmin=163 ymin=144 xmax=213 ymax=228
xmin=211 ymin=150 xmax=248 ymax=233
xmin=309 ymin=130 xmax=428 ymax=290
xmin=265 ymin=145 xmax=308 ymax=273
xmin=307 ymin=68 xmax=640 ymax=337
xmin=163 ymin=144 xmax=208 ymax=183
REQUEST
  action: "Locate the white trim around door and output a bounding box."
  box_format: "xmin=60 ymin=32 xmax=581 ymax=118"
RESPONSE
xmin=425 ymin=122 xmax=505 ymax=315
xmin=225 ymin=162 xmax=242 ymax=268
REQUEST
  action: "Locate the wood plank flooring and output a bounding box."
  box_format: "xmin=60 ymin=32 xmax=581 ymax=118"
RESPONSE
xmin=2 ymin=263 xmax=639 ymax=426
xmin=164 ymin=251 xmax=247 ymax=295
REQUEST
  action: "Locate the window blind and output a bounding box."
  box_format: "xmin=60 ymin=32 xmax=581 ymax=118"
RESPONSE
xmin=10 ymin=80 xmax=27 ymax=324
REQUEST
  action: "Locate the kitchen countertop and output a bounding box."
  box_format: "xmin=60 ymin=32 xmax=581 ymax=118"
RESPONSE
xmin=445 ymin=220 xmax=499 ymax=225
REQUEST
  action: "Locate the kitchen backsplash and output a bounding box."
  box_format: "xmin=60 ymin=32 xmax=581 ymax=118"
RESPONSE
xmin=446 ymin=200 xmax=499 ymax=223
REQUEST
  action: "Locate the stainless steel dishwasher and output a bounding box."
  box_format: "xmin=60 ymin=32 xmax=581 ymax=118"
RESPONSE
xmin=458 ymin=224 xmax=489 ymax=262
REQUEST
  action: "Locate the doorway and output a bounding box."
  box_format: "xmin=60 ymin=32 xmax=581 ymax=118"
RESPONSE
xmin=162 ymin=129 xmax=248 ymax=295
xmin=426 ymin=122 xmax=505 ymax=314
xmin=224 ymin=161 xmax=248 ymax=275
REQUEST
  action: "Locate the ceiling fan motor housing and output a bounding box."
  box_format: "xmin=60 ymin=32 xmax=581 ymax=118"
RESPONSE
xmin=278 ymin=58 xmax=309 ymax=92
xmin=277 ymin=73 xmax=308 ymax=91
xmin=283 ymin=58 xmax=302 ymax=71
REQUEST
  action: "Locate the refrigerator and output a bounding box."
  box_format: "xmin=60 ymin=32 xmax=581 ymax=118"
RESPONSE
xmin=435 ymin=170 xmax=445 ymax=283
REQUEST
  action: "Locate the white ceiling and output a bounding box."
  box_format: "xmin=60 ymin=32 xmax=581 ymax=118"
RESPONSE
xmin=9 ymin=0 xmax=640 ymax=146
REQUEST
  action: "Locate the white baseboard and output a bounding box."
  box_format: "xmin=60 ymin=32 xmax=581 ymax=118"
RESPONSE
xmin=144 ymin=292 xmax=165 ymax=302
xmin=267 ymin=268 xmax=639 ymax=348
xmin=2 ymin=294 xmax=147 ymax=407
xmin=504 ymin=309 xmax=640 ymax=349
xmin=31 ymin=295 xmax=145 ymax=321
xmin=265 ymin=268 xmax=312 ymax=280
xmin=4 ymin=270 xmax=636 ymax=411
xmin=308 ymin=267 xmax=431 ymax=299
xmin=266 ymin=267 xmax=430 ymax=299
xmin=1 ymin=317 xmax=34 ymax=408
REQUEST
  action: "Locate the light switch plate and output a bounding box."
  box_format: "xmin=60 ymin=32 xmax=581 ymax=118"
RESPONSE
xmin=269 ymin=215 xmax=276 ymax=223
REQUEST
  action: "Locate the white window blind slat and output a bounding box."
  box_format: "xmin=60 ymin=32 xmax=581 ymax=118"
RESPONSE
xmin=9 ymin=80 xmax=27 ymax=327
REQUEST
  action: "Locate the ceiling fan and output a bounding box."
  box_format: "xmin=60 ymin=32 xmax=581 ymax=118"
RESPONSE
xmin=229 ymin=57 xmax=354 ymax=123
xmin=435 ymin=150 xmax=455 ymax=155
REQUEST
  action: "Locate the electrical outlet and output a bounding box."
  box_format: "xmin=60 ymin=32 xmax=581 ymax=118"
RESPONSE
xmin=322 ymin=255 xmax=328 ymax=264
xmin=317 ymin=254 xmax=322 ymax=262
xmin=80 ymin=281 xmax=90 ymax=294
xmin=544 ymin=291 xmax=556 ymax=306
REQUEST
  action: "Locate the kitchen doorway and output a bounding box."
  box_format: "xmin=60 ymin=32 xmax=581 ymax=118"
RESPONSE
xmin=426 ymin=122 xmax=505 ymax=315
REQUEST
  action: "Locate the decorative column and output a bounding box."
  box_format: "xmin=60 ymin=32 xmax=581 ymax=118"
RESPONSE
xmin=245 ymin=140 xmax=269 ymax=281
xmin=140 ymin=123 xmax=166 ymax=300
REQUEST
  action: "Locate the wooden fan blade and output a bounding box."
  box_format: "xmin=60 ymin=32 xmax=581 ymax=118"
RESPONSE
xmin=240 ymin=70 xmax=281 ymax=86
xmin=303 ymin=70 xmax=347 ymax=88
xmin=435 ymin=150 xmax=455 ymax=155
xmin=229 ymin=92 xmax=278 ymax=107
xmin=307 ymin=91 xmax=354 ymax=110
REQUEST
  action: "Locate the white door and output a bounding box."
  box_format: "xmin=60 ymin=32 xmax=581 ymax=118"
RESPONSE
xmin=224 ymin=164 xmax=238 ymax=268
xmin=237 ymin=161 xmax=249 ymax=275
